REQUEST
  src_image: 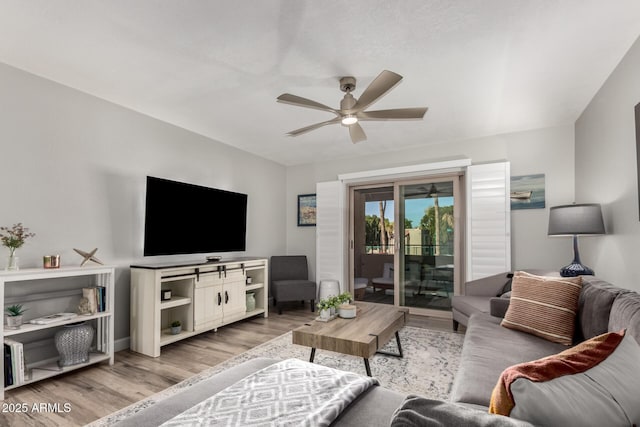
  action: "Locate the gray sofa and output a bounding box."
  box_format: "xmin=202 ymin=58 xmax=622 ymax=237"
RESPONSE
xmin=450 ymin=274 xmax=640 ymax=410
xmin=116 ymin=274 xmax=640 ymax=426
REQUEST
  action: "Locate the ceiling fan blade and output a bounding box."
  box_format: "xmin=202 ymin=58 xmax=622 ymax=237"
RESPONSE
xmin=277 ymin=93 xmax=338 ymax=114
xmin=286 ymin=117 xmax=341 ymax=137
xmin=358 ymin=107 xmax=428 ymax=121
xmin=349 ymin=122 xmax=367 ymax=144
xmin=350 ymin=70 xmax=403 ymax=113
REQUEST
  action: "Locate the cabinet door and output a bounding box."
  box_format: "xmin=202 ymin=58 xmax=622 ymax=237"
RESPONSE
xmin=193 ymin=284 xmax=223 ymax=331
xmin=222 ymin=273 xmax=246 ymax=323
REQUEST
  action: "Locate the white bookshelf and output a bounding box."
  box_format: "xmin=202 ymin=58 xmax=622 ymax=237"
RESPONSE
xmin=0 ymin=265 xmax=115 ymax=400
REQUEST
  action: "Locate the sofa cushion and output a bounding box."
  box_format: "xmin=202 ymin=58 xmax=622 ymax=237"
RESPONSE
xmin=489 ymin=297 xmax=510 ymax=319
xmin=489 ymin=330 xmax=640 ymax=426
xmin=391 ymin=396 xmax=534 ymax=427
xmin=452 ymin=296 xmax=491 ymax=316
xmin=574 ymin=276 xmax=623 ymax=342
xmin=272 ymin=279 xmax=316 ymax=301
xmin=449 ymin=313 xmax=566 ymax=408
xmin=608 ymin=291 xmax=640 ymax=344
xmin=114 ymin=358 xmax=280 ymax=427
xmin=501 ymin=272 xmax=582 ymax=345
xmin=332 ymin=385 xmax=406 ymax=427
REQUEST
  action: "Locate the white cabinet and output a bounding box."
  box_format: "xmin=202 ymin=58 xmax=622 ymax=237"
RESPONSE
xmin=130 ymin=258 xmax=268 ymax=357
xmin=0 ymin=266 xmax=115 ymax=400
xmin=193 ymin=282 xmax=223 ymax=331
xmin=222 ymin=270 xmax=247 ymax=323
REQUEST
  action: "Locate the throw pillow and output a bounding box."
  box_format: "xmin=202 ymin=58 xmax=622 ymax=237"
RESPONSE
xmin=500 ymin=271 xmax=582 ymax=345
xmin=496 ymin=273 xmax=514 ymax=297
xmin=489 ymin=330 xmax=640 ymax=426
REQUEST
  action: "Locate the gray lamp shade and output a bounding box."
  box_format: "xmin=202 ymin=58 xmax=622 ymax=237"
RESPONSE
xmin=548 ymin=203 xmax=605 ymax=236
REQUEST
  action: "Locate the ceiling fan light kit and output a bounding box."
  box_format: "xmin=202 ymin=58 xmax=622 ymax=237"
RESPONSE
xmin=277 ymin=70 xmax=428 ymax=144
xmin=341 ymin=114 xmax=358 ymax=125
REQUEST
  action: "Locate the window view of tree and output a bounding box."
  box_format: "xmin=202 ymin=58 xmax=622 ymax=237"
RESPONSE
xmin=362 ymin=191 xmax=454 ymax=256
xmin=365 ymin=214 xmax=394 ymax=253
xmin=364 ymin=199 xmax=394 ymax=253
xmin=419 ymin=205 xmax=454 ymax=255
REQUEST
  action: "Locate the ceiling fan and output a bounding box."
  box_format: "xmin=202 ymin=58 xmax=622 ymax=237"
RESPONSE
xmin=405 ymin=184 xmax=438 ymax=198
xmin=404 ymin=183 xmax=450 ymax=198
xmin=277 ymin=70 xmax=428 ymax=144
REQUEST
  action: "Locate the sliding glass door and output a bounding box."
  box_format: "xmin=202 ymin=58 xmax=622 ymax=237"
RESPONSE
xmin=397 ymin=180 xmax=459 ymax=312
xmin=350 ymin=176 xmax=461 ymax=315
xmin=351 ymin=185 xmax=395 ymax=305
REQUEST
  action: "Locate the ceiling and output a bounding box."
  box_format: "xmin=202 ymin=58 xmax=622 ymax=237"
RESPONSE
xmin=1 ymin=1 xmax=639 ymax=166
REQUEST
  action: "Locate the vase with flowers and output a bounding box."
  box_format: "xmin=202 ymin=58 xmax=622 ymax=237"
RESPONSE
xmin=0 ymin=223 xmax=36 ymax=271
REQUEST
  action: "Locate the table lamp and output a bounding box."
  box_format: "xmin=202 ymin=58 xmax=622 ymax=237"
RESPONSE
xmin=548 ymin=203 xmax=605 ymax=277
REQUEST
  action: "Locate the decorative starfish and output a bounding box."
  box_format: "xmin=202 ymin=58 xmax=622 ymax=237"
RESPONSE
xmin=73 ymin=248 xmax=104 ymax=266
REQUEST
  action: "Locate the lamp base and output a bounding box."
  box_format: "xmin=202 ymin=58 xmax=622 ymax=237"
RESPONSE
xmin=560 ymin=263 xmax=594 ymax=277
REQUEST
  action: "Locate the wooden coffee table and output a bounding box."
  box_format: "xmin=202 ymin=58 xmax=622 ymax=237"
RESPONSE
xmin=292 ymin=302 xmax=408 ymax=376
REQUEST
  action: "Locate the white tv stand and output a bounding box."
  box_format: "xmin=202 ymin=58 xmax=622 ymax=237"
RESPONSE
xmin=130 ymin=257 xmax=268 ymax=357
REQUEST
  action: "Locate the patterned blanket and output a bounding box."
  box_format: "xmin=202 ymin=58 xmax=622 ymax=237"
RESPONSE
xmin=160 ymin=358 xmax=379 ymax=427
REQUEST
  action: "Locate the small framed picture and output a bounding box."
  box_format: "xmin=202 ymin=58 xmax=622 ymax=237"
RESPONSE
xmin=297 ymin=194 xmax=317 ymax=226
xmin=510 ymin=174 xmax=545 ymax=210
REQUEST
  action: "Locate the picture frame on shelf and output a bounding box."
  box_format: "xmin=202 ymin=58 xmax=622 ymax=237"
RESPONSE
xmin=297 ymin=194 xmax=317 ymax=226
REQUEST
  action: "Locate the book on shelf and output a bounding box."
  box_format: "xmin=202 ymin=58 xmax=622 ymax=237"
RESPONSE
xmin=29 ymin=313 xmax=78 ymax=325
xmin=83 ymin=287 xmax=97 ymax=313
xmin=83 ymin=286 xmax=107 ymax=313
xmin=98 ymin=286 xmax=106 ymax=312
xmin=4 ymin=338 xmax=24 ymax=386
xmin=3 ymin=344 xmax=13 ymax=387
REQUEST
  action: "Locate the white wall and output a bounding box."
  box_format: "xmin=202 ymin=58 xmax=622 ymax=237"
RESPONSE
xmin=286 ymin=124 xmax=575 ymax=281
xmin=575 ymin=35 xmax=640 ymax=291
xmin=0 ymin=63 xmax=287 ymax=342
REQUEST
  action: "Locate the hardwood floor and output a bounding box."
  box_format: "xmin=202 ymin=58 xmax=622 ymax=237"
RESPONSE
xmin=0 ymin=304 xmax=458 ymax=427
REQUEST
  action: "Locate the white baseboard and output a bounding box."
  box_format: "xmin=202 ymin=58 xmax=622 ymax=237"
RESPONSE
xmin=114 ymin=336 xmax=130 ymax=353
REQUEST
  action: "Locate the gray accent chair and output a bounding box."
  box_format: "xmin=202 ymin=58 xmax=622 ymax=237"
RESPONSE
xmin=270 ymin=255 xmax=317 ymax=315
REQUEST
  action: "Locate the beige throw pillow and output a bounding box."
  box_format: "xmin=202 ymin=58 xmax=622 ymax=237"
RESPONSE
xmin=501 ymin=271 xmax=582 ymax=345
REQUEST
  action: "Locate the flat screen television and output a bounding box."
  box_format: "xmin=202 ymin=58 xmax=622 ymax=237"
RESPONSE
xmin=143 ymin=176 xmax=247 ymax=256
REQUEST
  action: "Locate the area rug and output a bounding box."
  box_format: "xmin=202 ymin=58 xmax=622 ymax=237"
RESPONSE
xmin=89 ymin=326 xmax=464 ymax=426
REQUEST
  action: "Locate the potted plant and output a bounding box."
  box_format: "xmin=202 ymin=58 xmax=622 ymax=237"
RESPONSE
xmin=337 ymin=292 xmax=356 ymax=319
xmin=337 ymin=292 xmax=352 ymax=305
xmin=170 ymin=320 xmax=182 ymax=335
xmin=317 ymin=299 xmax=331 ymax=319
xmin=5 ymin=304 xmax=26 ymax=329
xmin=0 ymin=223 xmax=36 ymax=271
xmin=328 ymin=295 xmax=340 ymax=315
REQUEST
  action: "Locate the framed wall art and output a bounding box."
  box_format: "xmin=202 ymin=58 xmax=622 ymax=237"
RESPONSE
xmin=510 ymin=174 xmax=546 ymax=210
xmin=297 ymin=194 xmax=317 ymax=226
